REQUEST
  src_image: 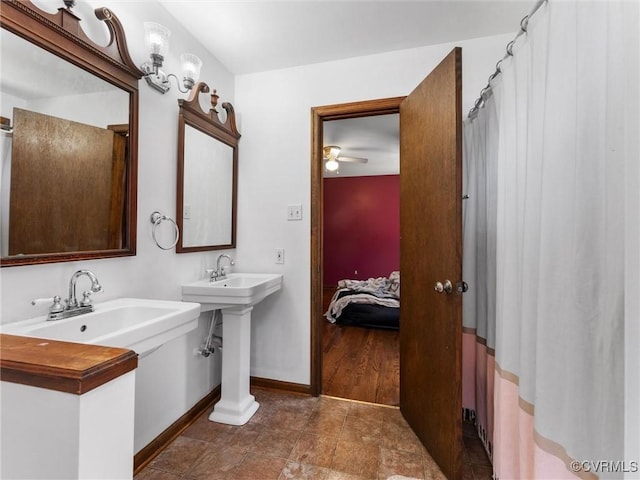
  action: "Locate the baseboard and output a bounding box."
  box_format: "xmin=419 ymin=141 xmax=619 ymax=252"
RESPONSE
xmin=250 ymin=376 xmax=312 ymax=395
xmin=133 ymin=386 xmax=220 ymax=475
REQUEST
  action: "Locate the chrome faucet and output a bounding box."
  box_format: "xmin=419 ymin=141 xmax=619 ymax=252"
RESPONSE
xmin=209 ymin=254 xmax=234 ymax=281
xmin=68 ymin=269 xmax=103 ymax=308
xmin=32 ymin=269 xmax=103 ymax=321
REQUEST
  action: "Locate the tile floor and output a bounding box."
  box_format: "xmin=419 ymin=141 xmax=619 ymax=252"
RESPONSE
xmin=136 ymin=388 xmax=492 ymax=480
xmin=462 ymin=422 xmax=493 ymax=480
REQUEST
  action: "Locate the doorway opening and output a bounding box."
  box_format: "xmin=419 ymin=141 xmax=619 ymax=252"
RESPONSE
xmin=311 ymin=48 xmax=464 ymax=480
xmin=309 ymin=97 xmax=405 ymax=402
xmin=322 ymin=114 xmax=400 ymax=405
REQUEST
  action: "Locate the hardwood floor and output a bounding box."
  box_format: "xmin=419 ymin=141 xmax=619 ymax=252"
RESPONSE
xmin=321 ymin=321 xmax=400 ymax=406
xmin=320 ymin=288 xmax=491 ymax=478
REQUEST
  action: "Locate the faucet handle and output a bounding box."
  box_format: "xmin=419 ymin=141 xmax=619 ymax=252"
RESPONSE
xmin=31 ymin=295 xmax=65 ymax=313
xmin=79 ymin=291 xmax=93 ymax=307
xmin=206 ymin=269 xmax=218 ymax=282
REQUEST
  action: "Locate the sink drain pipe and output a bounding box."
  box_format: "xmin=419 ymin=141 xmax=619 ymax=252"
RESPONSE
xmin=196 ymin=309 xmax=222 ymax=357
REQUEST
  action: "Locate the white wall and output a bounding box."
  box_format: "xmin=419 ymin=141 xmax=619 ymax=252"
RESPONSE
xmin=0 ymin=0 xmax=233 ymax=453
xmin=234 ymin=34 xmax=513 ymax=384
xmin=27 ymin=89 xmax=129 ymax=129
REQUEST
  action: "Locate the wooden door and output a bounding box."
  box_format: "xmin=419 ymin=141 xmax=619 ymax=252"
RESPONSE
xmin=399 ymin=48 xmax=463 ymax=480
xmin=9 ymin=108 xmax=116 ymax=255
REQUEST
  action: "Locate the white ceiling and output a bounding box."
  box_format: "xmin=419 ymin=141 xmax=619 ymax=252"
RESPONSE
xmin=323 ymin=115 xmax=399 ymax=178
xmin=157 ymin=1 xmax=534 ymax=75
xmin=157 ymin=1 xmax=534 ymax=177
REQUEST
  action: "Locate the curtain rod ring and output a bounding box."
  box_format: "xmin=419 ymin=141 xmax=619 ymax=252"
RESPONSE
xmin=520 ymin=15 xmax=530 ymax=33
xmin=506 ymin=40 xmax=516 ymax=56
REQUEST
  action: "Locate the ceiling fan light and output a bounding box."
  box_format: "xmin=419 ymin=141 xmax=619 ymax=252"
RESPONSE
xmin=323 ymin=145 xmax=341 ymax=160
xmin=325 ymin=158 xmax=339 ymax=171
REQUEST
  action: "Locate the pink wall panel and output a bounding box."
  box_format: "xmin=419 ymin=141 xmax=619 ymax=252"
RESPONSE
xmin=323 ymin=175 xmax=399 ymax=285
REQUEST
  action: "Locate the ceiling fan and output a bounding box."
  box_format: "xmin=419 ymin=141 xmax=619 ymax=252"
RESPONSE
xmin=323 ymin=145 xmax=368 ymax=171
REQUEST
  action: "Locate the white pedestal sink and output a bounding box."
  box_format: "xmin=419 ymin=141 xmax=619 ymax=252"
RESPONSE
xmin=182 ymin=273 xmax=283 ymax=425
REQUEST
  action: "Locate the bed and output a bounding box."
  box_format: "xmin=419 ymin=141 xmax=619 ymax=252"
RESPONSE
xmin=324 ymin=271 xmax=400 ymax=330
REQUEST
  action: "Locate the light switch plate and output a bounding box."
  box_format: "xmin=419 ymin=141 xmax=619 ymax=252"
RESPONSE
xmin=275 ymin=248 xmax=285 ymax=264
xmin=287 ymin=204 xmax=302 ymax=221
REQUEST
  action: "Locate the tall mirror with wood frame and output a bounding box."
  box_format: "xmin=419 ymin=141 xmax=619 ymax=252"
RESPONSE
xmin=0 ymin=0 xmax=142 ymax=267
xmin=177 ymin=83 xmax=240 ymax=253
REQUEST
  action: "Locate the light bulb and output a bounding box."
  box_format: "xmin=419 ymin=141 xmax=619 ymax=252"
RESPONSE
xmin=144 ymin=22 xmax=170 ymax=57
xmin=325 ymin=159 xmax=339 ymax=171
xmin=180 ymin=53 xmax=203 ymax=90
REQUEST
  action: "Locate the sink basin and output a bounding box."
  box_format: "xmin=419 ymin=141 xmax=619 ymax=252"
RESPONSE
xmin=1 ymin=298 xmax=201 ymax=356
xmin=182 ymin=273 xmax=283 ymax=311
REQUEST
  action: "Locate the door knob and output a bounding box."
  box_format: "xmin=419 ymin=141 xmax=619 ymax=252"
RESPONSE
xmin=434 ymin=280 xmax=453 ymax=294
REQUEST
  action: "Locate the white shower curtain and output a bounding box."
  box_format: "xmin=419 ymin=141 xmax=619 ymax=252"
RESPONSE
xmin=463 ymin=1 xmax=638 ymax=478
xmin=462 ymin=87 xmax=499 ymax=457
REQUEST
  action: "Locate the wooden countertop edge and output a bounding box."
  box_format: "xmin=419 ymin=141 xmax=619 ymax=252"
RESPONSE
xmin=0 ymin=334 xmax=138 ymax=395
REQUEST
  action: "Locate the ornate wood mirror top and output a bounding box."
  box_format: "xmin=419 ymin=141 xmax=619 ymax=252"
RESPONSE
xmin=0 ymin=0 xmax=142 ymax=267
xmin=177 ymin=82 xmax=240 ymax=253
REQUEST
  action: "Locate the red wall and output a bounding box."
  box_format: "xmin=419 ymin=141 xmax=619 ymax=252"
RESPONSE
xmin=323 ymin=175 xmax=399 ymax=285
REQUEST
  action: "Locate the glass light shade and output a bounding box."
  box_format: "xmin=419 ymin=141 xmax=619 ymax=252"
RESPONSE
xmin=144 ymin=22 xmax=170 ymax=57
xmin=325 ymin=159 xmax=339 ymax=171
xmin=180 ymin=53 xmax=203 ymax=84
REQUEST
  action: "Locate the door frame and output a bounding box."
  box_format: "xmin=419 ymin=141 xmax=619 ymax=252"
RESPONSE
xmin=309 ymin=97 xmax=405 ymax=396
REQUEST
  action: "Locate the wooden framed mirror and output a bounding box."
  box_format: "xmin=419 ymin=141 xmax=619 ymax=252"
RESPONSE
xmin=0 ymin=0 xmax=142 ymax=267
xmin=176 ymin=83 xmax=240 ymax=253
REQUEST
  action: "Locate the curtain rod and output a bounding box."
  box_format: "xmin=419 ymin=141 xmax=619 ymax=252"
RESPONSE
xmin=467 ymin=0 xmax=548 ymax=120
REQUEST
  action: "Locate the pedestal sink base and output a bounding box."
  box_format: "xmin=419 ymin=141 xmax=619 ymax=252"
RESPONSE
xmin=209 ymin=305 xmax=259 ymax=426
xmin=209 ymin=396 xmax=259 ymax=426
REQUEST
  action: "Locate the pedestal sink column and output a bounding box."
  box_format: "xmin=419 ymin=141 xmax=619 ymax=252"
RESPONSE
xmin=209 ymin=305 xmax=259 ymax=425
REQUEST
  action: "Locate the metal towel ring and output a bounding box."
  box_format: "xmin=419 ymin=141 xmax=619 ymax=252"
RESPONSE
xmin=150 ymin=211 xmax=179 ymax=250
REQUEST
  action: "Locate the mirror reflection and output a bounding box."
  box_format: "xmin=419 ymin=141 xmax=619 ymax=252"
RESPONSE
xmin=182 ymin=125 xmax=234 ymax=247
xmin=1 ymin=28 xmax=130 ymax=258
xmin=0 ymin=0 xmax=140 ymax=266
xmin=177 ymin=82 xmax=240 ymax=253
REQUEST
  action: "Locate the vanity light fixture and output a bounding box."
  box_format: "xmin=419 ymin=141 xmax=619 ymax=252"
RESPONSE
xmin=141 ymin=22 xmax=203 ymax=94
